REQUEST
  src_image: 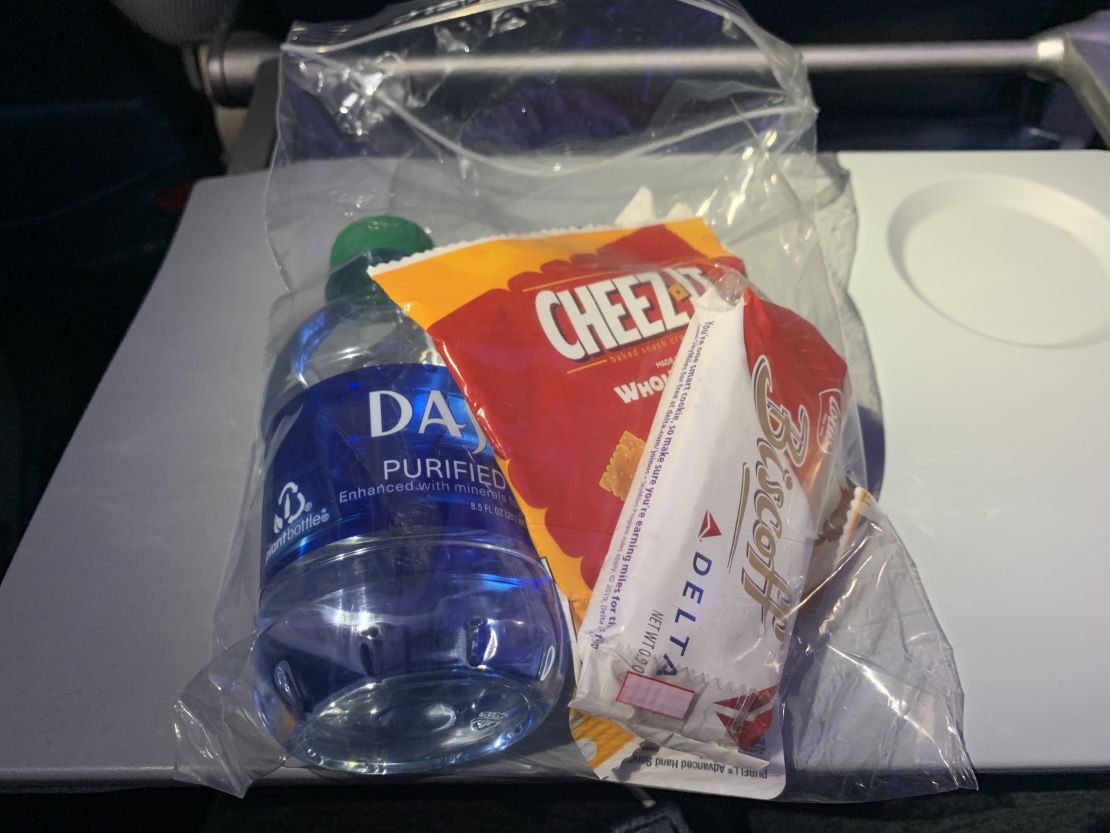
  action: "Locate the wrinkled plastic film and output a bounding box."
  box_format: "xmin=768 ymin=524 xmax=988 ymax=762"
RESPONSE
xmin=782 ymin=500 xmax=976 ymax=800
xmin=174 ymin=0 xmax=973 ymax=799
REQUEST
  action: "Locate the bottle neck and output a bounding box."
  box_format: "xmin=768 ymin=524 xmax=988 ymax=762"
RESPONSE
xmin=326 ymin=249 xmax=409 ymax=305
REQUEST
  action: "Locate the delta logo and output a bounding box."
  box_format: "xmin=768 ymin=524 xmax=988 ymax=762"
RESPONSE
xmin=715 ymin=685 xmax=777 ymax=752
xmin=698 ymin=510 xmax=721 ymax=540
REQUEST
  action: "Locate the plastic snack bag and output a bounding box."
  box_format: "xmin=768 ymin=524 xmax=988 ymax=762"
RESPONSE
xmin=173 ymin=0 xmax=975 ymax=800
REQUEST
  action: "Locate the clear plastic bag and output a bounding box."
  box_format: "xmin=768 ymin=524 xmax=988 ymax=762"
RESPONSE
xmin=174 ymin=0 xmax=974 ymax=800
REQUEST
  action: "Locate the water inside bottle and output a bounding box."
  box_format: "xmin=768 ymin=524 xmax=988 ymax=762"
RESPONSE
xmin=254 ymin=296 xmax=566 ymax=772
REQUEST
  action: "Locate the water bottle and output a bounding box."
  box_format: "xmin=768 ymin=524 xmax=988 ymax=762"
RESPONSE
xmin=252 ymin=216 xmax=567 ymax=773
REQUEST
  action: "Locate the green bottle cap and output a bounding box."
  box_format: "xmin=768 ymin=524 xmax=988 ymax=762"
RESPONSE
xmin=326 ymin=215 xmax=434 ymax=302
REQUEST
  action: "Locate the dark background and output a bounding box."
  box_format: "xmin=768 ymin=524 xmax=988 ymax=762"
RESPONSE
xmin=2 ymin=776 xmax=1110 ymax=832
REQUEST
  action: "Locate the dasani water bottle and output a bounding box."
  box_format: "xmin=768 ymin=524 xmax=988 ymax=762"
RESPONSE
xmin=252 ymin=216 xmax=566 ymax=773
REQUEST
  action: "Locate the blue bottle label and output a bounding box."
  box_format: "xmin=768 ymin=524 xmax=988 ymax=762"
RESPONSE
xmin=261 ymin=364 xmax=530 ymax=584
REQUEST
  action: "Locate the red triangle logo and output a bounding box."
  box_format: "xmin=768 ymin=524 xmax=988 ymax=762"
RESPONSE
xmin=699 ymin=510 xmax=721 ymax=539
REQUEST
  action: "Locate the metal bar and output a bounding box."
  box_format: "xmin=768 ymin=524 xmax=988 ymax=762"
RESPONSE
xmin=1052 ymin=11 xmax=1110 ymax=145
xmin=227 ymin=59 xmax=279 ymax=174
xmin=804 ymin=41 xmax=1048 ymax=73
xmin=212 ymin=13 xmax=1109 ymax=145
xmin=352 ymin=26 xmax=1106 ymax=144
xmin=362 ymin=42 xmax=1049 ymax=78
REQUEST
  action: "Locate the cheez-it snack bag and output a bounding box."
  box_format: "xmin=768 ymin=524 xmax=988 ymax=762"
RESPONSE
xmin=372 ymin=220 xmax=744 ymax=620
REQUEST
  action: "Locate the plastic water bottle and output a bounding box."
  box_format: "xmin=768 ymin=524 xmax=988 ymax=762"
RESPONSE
xmin=252 ymin=216 xmax=567 ymax=773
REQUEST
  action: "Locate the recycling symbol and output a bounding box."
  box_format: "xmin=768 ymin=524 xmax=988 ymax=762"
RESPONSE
xmin=273 ymin=481 xmax=307 ymax=533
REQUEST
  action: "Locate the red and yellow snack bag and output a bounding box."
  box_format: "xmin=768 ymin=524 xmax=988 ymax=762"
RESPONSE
xmin=372 ymin=219 xmax=744 ymax=620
